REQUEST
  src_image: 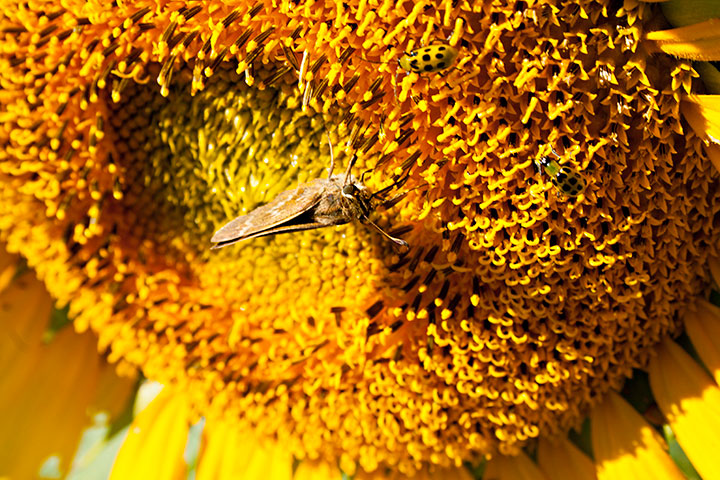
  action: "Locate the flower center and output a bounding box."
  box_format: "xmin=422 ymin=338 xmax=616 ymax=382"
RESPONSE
xmin=109 ymin=64 xmax=343 ymax=254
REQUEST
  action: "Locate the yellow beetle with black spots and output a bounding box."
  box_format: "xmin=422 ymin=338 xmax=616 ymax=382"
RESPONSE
xmin=397 ymin=44 xmax=459 ymax=74
xmin=535 ymin=154 xmax=587 ymax=198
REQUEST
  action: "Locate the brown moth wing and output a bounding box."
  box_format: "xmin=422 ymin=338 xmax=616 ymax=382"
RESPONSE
xmin=211 ymin=179 xmax=328 ymax=248
xmin=217 ymin=220 xmax=333 ymax=245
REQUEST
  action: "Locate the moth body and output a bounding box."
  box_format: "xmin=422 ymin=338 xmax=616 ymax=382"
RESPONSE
xmin=212 ymin=135 xmax=408 ymax=250
xmin=211 ymin=173 xmax=406 ymax=249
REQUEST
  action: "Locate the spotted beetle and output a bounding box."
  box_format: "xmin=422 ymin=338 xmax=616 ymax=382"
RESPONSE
xmin=397 ymin=44 xmax=459 ymax=73
xmin=535 ymin=151 xmax=586 ymax=197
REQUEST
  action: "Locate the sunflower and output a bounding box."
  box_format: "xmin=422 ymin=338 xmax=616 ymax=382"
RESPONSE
xmin=0 ymin=248 xmax=137 ymax=478
xmin=2 ymin=0 xmax=720 ymax=478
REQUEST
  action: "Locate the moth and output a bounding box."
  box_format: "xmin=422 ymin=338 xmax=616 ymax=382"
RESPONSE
xmin=211 ymin=141 xmax=408 ymax=249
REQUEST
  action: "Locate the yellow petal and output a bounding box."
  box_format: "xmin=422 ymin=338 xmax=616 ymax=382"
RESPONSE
xmin=0 ymin=247 xmax=16 ymax=294
xmin=0 ymin=272 xmax=52 ymax=372
xmin=681 ymin=94 xmax=720 ymax=142
xmin=696 ymin=62 xmax=720 ymax=94
xmin=196 ymin=420 xmax=254 ymax=480
xmin=415 ymin=466 xmax=474 ymax=480
xmin=109 ymin=389 xmax=190 ymax=480
xmin=591 ymin=391 xmax=684 ymax=480
xmin=90 ymin=360 xmax=138 ymax=420
xmin=242 ymin=435 xmax=293 ymax=480
xmin=710 ymin=257 xmax=720 ymax=287
xmin=537 ymin=437 xmax=596 ymax=480
xmin=705 ymin=143 xmax=720 ymax=175
xmin=0 ymin=327 xmax=101 ymax=478
xmin=294 ymin=460 xmax=340 ymax=480
xmin=484 ymin=451 xmax=549 ymax=480
xmin=645 ymin=19 xmax=720 ymax=60
xmin=355 ymin=465 xmax=473 ymax=480
xmin=648 ymin=338 xmax=720 ymax=480
xmin=661 ymin=0 xmax=720 ymax=28
xmin=683 ymin=299 xmax=720 ymax=385
xmin=196 ymin=418 xmax=292 ymax=480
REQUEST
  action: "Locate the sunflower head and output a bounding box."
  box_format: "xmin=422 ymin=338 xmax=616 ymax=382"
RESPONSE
xmin=2 ymin=0 xmax=720 ymax=475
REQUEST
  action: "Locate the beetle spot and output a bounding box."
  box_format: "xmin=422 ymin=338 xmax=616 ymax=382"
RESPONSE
xmin=568 ymin=176 xmax=578 ymax=185
xmin=437 ymin=62 xmax=445 ymax=69
xmin=436 ymin=53 xmax=445 ymax=59
xmin=438 ymin=46 xmax=446 ymax=51
xmin=410 ymin=59 xmax=418 ymax=66
xmin=424 ymin=64 xmax=434 ymax=72
xmin=422 ymin=54 xmax=431 ymax=61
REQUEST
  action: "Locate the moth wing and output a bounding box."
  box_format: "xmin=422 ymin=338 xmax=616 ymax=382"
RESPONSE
xmin=225 ymin=221 xmax=331 ymax=243
xmin=211 ymin=180 xmax=326 ymax=247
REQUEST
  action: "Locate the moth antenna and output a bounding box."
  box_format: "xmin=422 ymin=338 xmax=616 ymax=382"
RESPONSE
xmin=379 ymin=190 xmax=409 ymax=210
xmin=370 ymin=173 xmax=410 ymax=200
xmin=360 ymin=168 xmax=373 ymax=184
xmin=343 ymin=154 xmax=357 ymax=185
xmin=326 ymin=132 xmax=335 ymax=179
xmin=364 ymin=218 xmax=409 ymax=250
xmin=378 ymin=181 xmax=426 ymax=211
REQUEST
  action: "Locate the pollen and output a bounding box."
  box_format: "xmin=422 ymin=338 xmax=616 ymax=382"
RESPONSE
xmin=1 ymin=0 xmax=719 ymax=476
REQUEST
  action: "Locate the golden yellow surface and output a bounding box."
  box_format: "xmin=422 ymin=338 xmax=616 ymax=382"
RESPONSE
xmin=1 ymin=0 xmax=719 ymax=474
